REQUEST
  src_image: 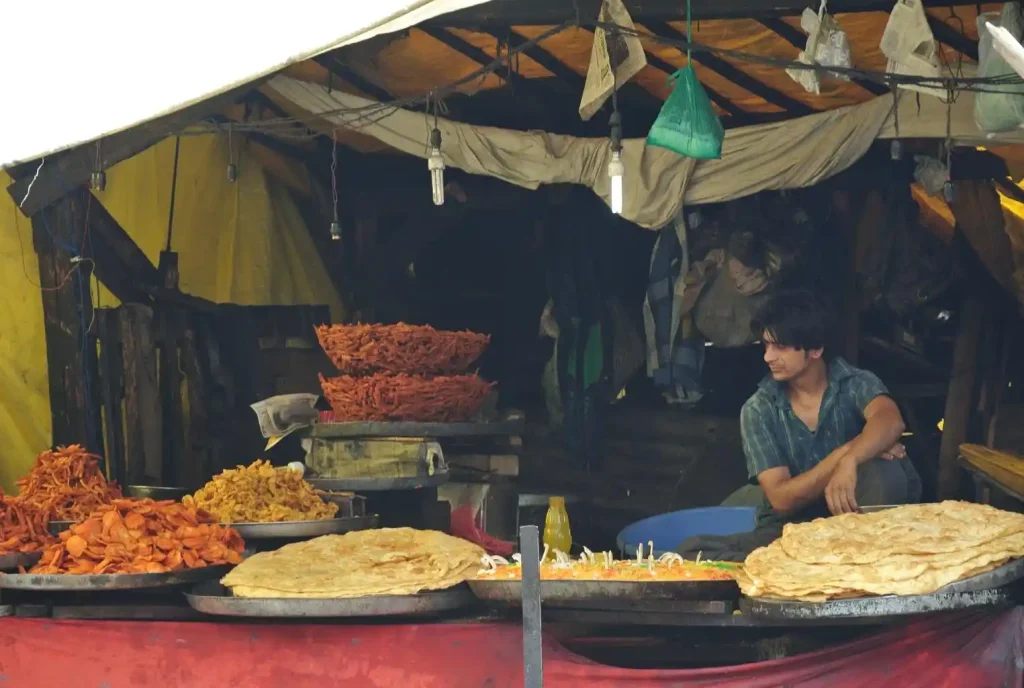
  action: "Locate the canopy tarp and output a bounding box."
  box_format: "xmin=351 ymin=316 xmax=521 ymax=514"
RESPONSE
xmin=268 ymin=75 xmax=1024 ymax=229
xmin=0 ymin=0 xmax=490 ymax=167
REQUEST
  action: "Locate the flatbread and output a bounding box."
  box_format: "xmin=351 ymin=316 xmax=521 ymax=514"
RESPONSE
xmin=740 ymin=501 xmax=1024 ymax=602
xmin=221 ymin=528 xmax=485 ymax=598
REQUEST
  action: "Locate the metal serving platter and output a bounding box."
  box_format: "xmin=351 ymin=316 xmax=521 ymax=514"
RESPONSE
xmin=742 ymin=558 xmax=1024 ymax=620
xmin=742 ymin=587 xmax=1015 ymax=620
xmin=308 ymin=473 xmax=449 ymax=492
xmin=0 ymin=564 xmax=232 ymax=591
xmin=468 ymin=578 xmax=740 ymax=606
xmin=125 ymin=486 xmax=189 ymax=501
xmin=225 ymin=515 xmax=378 ymax=539
xmin=185 ymin=581 xmax=474 ymax=618
xmin=311 ymin=419 xmax=525 ymax=439
xmin=0 ymin=551 xmax=42 ymax=571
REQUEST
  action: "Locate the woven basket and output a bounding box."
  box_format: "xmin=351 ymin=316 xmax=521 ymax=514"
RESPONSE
xmin=315 ymin=323 xmax=490 ymax=376
xmin=319 ymin=373 xmax=495 ymax=423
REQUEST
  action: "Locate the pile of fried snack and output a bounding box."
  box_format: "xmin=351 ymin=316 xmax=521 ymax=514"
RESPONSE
xmin=738 ymin=501 xmax=1024 ymax=602
xmin=184 ymin=459 xmax=337 ymax=523
xmin=31 ymin=499 xmax=244 ymax=574
xmin=0 ymin=445 xmax=122 ymax=556
xmin=0 ymin=446 xmax=245 ymax=575
xmin=221 ymin=528 xmax=483 ymax=598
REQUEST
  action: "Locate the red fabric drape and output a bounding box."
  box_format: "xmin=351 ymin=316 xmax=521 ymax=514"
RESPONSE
xmin=0 ymin=608 xmax=1020 ymax=687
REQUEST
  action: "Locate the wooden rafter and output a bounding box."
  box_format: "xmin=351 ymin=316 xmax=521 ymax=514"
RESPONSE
xmin=926 ymin=16 xmax=979 ymax=62
xmin=313 ymin=55 xmax=394 ymax=103
xmin=645 ymin=21 xmax=814 ymax=116
xmin=756 ymin=18 xmax=889 ymax=97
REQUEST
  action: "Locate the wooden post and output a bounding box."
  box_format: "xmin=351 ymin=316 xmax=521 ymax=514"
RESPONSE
xmin=120 ymin=304 xmax=163 ymax=483
xmin=32 ymin=191 xmax=103 ymax=452
xmin=96 ymin=309 xmax=126 ymax=486
xmin=937 ymin=293 xmax=984 ymax=499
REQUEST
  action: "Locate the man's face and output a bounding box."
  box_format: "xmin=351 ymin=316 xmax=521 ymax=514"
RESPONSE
xmin=762 ymin=332 xmax=822 ymax=381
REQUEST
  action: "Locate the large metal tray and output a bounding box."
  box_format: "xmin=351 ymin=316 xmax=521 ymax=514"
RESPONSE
xmin=185 ymin=581 xmax=474 ymax=618
xmin=468 ymin=578 xmax=740 ymax=606
xmin=0 ymin=552 xmax=42 ymax=571
xmin=225 ymin=515 xmax=378 ymax=539
xmin=742 ymin=587 xmax=1015 ymax=620
xmin=742 ymin=557 xmax=1024 ymax=620
xmin=311 ymin=419 xmax=524 ymax=439
xmin=0 ymin=564 xmax=232 ymax=591
xmin=47 ymin=520 xmax=74 ymax=536
xmin=308 ymin=473 xmax=449 ymax=492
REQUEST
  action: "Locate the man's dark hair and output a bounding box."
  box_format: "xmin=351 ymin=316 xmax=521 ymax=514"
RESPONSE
xmin=752 ymin=289 xmax=835 ymax=351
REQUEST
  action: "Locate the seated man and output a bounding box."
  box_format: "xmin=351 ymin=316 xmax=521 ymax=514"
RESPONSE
xmin=680 ymin=289 xmax=921 ymax=561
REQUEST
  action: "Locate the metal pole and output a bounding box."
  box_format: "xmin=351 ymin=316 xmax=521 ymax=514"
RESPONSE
xmin=520 ymin=525 xmax=543 ymax=687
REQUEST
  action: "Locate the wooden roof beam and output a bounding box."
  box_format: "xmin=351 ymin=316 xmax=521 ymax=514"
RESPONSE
xmin=926 ymin=16 xmax=979 ymax=62
xmin=645 ymin=21 xmax=815 ymax=116
xmin=430 ymin=0 xmax=1007 ymax=25
xmin=756 ymin=18 xmax=889 ymax=97
xmin=313 ymin=55 xmax=395 ymax=103
xmin=638 ymin=40 xmax=754 ymax=123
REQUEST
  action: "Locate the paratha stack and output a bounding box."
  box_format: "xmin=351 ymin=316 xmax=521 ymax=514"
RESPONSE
xmin=221 ymin=528 xmax=485 ymax=598
xmin=738 ymin=502 xmax=1024 ymax=602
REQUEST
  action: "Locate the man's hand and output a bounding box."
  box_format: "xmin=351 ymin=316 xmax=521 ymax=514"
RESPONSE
xmin=880 ymin=442 xmax=906 ymax=460
xmin=825 ymin=458 xmax=859 ymax=515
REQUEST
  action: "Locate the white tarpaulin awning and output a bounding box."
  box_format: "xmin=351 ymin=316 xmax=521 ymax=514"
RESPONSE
xmin=0 ymin=0 xmax=490 ymax=168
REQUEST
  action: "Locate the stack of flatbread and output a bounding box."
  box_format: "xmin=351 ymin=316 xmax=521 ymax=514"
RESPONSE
xmin=221 ymin=528 xmax=485 ymax=598
xmin=737 ymin=502 xmax=1024 ymax=602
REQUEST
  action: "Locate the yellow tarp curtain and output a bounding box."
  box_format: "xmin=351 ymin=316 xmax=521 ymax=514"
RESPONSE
xmin=0 ymin=133 xmax=343 ymax=493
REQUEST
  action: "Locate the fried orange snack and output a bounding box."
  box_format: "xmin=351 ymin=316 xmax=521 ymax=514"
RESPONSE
xmin=0 ymin=495 xmax=52 ymax=554
xmin=28 ymin=498 xmax=244 ymax=575
xmin=16 ymin=445 xmax=122 ymax=522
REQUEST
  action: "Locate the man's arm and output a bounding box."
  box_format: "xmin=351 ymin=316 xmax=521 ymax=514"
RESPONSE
xmin=757 ymin=397 xmax=905 ymax=514
xmin=824 ymin=395 xmax=906 ymax=513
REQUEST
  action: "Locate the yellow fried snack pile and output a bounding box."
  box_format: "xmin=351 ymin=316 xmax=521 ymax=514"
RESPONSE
xmin=184 ymin=460 xmax=338 ymax=523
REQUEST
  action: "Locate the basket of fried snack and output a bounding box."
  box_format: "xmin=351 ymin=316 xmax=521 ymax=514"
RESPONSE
xmin=28 ymin=499 xmax=244 ymax=575
xmin=16 ymin=445 xmax=122 ymax=522
xmin=319 ymin=372 xmax=495 ymax=423
xmin=184 ymin=459 xmax=338 ymax=524
xmin=316 ymin=323 xmax=490 ymax=376
xmin=0 ymin=495 xmax=52 ymax=555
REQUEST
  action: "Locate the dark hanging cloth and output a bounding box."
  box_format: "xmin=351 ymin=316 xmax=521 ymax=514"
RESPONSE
xmin=546 ymin=205 xmax=613 ymax=473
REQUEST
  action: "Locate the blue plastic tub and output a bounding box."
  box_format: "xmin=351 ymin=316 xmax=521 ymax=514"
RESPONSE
xmin=616 ymin=506 xmax=757 ymax=557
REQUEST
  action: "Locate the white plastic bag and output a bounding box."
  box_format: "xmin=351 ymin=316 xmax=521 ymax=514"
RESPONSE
xmin=786 ymin=0 xmax=853 ymax=94
xmin=881 ymin=0 xmax=944 ymax=98
xmin=975 ymin=3 xmax=1024 ymax=133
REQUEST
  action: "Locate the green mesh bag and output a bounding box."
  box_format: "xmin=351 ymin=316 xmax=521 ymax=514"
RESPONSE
xmin=646 ymin=0 xmax=724 ymax=160
xmin=647 ymin=65 xmax=724 ymax=160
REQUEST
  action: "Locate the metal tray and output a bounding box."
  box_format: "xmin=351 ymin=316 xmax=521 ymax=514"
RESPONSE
xmin=0 ymin=551 xmax=42 ymax=571
xmin=185 ymin=581 xmax=474 ymax=618
xmin=742 ymin=587 xmax=1015 ymax=620
xmin=468 ymin=578 xmax=740 ymax=606
xmin=226 ymin=515 xmax=378 ymax=539
xmin=308 ymin=473 xmax=449 ymax=492
xmin=311 ymin=419 xmax=524 ymax=439
xmin=0 ymin=564 xmax=232 ymax=591
xmin=742 ymin=557 xmax=1024 ymax=620
xmin=125 ymin=486 xmax=189 ymax=501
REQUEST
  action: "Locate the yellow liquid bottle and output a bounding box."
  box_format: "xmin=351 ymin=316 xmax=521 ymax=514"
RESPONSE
xmin=543 ymin=496 xmax=572 ymax=558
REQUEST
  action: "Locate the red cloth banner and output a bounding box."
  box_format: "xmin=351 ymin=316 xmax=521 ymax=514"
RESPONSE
xmin=0 ymin=609 xmax=1020 ymax=687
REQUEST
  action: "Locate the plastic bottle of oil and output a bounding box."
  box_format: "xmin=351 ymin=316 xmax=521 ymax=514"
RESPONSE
xmin=543 ymin=496 xmax=572 ymax=558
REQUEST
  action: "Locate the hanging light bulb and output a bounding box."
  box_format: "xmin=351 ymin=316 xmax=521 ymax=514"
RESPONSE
xmin=428 ymin=127 xmax=445 ymax=206
xmin=607 ymin=109 xmax=624 ymax=215
xmin=226 ymin=163 xmax=238 ymax=182
xmin=890 ymin=140 xmax=903 ymax=161
xmin=330 ymin=221 xmax=342 ymax=240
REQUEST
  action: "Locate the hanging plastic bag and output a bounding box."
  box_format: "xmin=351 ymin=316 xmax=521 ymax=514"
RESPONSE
xmin=975 ymin=3 xmax=1024 ymax=133
xmin=880 ymin=0 xmax=943 ymax=98
xmin=786 ymin=0 xmax=853 ymax=94
xmin=647 ymin=65 xmax=724 ymax=159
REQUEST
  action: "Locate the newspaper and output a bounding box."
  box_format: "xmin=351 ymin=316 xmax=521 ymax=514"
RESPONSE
xmin=250 ymin=393 xmax=319 ymax=438
xmin=579 ymin=0 xmax=647 ymax=121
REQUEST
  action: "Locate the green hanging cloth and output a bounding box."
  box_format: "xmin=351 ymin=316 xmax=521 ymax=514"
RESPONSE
xmin=646 ymin=0 xmax=724 ymax=160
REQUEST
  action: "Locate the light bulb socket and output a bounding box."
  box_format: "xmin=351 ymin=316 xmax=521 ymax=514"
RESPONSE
xmin=90 ymin=171 xmax=106 ymax=191
xmin=609 ymin=111 xmax=623 ymax=152
xmin=330 ymin=221 xmax=342 ymax=240
xmin=890 ymin=140 xmax=902 ymax=161
xmin=430 ymin=127 xmax=442 ymax=150
xmin=943 ymin=180 xmax=956 ymax=203
xmin=607 ymin=151 xmax=625 ymax=178
xmin=227 ymin=163 xmax=238 ymax=182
